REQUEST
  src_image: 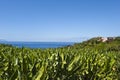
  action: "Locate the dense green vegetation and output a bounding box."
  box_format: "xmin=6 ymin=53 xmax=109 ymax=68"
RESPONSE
xmin=0 ymin=37 xmax=120 ymax=80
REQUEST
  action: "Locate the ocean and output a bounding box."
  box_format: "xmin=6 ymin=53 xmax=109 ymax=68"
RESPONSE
xmin=0 ymin=42 xmax=74 ymax=48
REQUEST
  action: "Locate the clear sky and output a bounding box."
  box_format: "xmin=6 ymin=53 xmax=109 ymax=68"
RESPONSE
xmin=0 ymin=0 xmax=120 ymax=42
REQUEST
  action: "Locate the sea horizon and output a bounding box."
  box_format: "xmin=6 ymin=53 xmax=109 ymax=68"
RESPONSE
xmin=0 ymin=41 xmax=75 ymax=48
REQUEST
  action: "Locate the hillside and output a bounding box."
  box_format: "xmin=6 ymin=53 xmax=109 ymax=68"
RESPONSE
xmin=68 ymin=36 xmax=120 ymax=51
xmin=0 ymin=37 xmax=120 ymax=80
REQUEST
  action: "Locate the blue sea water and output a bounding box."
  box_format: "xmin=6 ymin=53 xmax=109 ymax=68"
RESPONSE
xmin=0 ymin=42 xmax=74 ymax=48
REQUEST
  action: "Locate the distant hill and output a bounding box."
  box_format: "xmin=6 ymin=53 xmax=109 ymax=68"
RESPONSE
xmin=0 ymin=39 xmax=7 ymax=42
xmin=0 ymin=39 xmax=7 ymax=43
xmin=66 ymin=36 xmax=120 ymax=52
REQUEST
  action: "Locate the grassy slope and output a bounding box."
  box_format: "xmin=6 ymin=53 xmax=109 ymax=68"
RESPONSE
xmin=0 ymin=37 xmax=120 ymax=80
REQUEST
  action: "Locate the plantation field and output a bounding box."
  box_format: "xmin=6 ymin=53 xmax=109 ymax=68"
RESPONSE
xmin=0 ymin=37 xmax=120 ymax=80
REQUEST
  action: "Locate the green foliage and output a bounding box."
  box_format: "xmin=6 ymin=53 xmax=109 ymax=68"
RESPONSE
xmin=0 ymin=37 xmax=120 ymax=80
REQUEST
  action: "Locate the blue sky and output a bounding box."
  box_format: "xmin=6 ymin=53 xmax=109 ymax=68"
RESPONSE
xmin=0 ymin=0 xmax=120 ymax=42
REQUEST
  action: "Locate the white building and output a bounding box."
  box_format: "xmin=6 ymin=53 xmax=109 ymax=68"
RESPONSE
xmin=101 ymin=37 xmax=108 ymax=42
